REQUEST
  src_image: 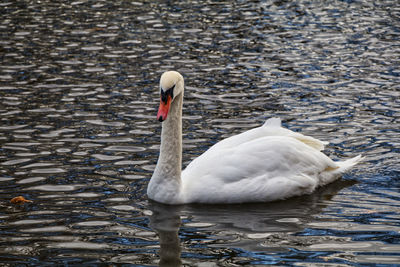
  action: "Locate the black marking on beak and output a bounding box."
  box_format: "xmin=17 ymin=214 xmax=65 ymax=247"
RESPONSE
xmin=160 ymin=84 xmax=175 ymax=104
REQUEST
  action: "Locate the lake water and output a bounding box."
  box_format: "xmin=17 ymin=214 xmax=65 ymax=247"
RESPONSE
xmin=1 ymin=0 xmax=399 ymax=265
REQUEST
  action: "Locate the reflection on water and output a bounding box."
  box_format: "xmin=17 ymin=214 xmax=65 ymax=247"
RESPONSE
xmin=150 ymin=180 xmax=356 ymax=264
xmin=150 ymin=203 xmax=182 ymax=267
xmin=1 ymin=0 xmax=400 ymax=265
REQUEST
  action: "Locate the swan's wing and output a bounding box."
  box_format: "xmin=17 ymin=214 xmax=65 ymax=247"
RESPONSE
xmin=182 ymin=136 xmax=338 ymax=203
xmin=207 ymin=118 xmax=328 ymax=153
xmin=261 ymin=118 xmax=328 ymax=151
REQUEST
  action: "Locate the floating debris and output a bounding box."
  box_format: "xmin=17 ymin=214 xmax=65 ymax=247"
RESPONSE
xmin=10 ymin=196 xmax=33 ymax=204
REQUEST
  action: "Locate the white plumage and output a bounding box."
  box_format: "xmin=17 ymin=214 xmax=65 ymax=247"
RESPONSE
xmin=147 ymin=71 xmax=362 ymax=204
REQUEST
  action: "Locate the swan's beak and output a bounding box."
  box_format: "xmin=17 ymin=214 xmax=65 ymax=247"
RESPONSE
xmin=157 ymin=95 xmax=172 ymax=122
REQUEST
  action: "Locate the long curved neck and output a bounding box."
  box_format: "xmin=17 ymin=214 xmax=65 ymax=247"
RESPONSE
xmin=148 ymin=93 xmax=183 ymax=204
xmin=159 ymin=92 xmax=183 ymax=177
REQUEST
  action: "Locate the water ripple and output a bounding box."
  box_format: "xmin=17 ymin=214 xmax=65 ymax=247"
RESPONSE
xmin=26 ymin=184 xmax=83 ymax=192
xmin=0 ymin=0 xmax=399 ymax=265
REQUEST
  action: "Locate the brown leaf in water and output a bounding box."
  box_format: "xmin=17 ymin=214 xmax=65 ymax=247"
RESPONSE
xmin=10 ymin=196 xmax=33 ymax=204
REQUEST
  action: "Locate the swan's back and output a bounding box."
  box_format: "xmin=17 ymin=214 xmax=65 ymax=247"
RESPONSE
xmin=205 ymin=118 xmax=327 ymax=153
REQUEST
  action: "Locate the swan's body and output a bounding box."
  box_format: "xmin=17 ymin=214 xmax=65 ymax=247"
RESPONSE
xmin=148 ymin=71 xmax=362 ymax=204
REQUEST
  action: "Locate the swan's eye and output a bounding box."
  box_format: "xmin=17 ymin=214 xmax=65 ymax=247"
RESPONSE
xmin=160 ymin=84 xmax=175 ymax=104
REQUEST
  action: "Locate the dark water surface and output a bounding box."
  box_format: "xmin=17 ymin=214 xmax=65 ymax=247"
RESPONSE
xmin=1 ymin=0 xmax=400 ymax=265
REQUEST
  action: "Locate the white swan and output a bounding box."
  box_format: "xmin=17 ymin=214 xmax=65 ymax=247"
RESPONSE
xmin=148 ymin=71 xmax=362 ymax=204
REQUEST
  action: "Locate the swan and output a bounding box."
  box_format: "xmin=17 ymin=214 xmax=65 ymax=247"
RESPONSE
xmin=148 ymin=71 xmax=362 ymax=204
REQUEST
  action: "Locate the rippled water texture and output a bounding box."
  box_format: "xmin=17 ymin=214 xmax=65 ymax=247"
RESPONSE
xmin=1 ymin=0 xmax=400 ymax=265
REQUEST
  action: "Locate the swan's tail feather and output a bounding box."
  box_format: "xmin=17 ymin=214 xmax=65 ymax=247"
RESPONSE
xmin=335 ymin=155 xmax=363 ymax=173
xmin=320 ymin=155 xmax=363 ymax=186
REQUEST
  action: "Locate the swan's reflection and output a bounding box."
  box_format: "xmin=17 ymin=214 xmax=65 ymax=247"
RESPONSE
xmin=149 ymin=203 xmax=183 ymax=267
xmin=148 ymin=179 xmax=355 ymax=265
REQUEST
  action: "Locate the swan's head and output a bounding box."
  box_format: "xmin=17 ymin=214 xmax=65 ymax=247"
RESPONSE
xmin=157 ymin=71 xmax=184 ymax=122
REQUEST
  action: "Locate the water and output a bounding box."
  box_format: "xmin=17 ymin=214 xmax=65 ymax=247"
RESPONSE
xmin=0 ymin=0 xmax=399 ymax=265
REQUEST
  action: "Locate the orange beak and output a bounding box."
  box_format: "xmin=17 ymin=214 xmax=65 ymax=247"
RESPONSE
xmin=157 ymin=95 xmax=172 ymax=122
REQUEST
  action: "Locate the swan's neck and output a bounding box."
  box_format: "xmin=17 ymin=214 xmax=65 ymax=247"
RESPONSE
xmin=148 ymin=93 xmax=183 ymax=204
